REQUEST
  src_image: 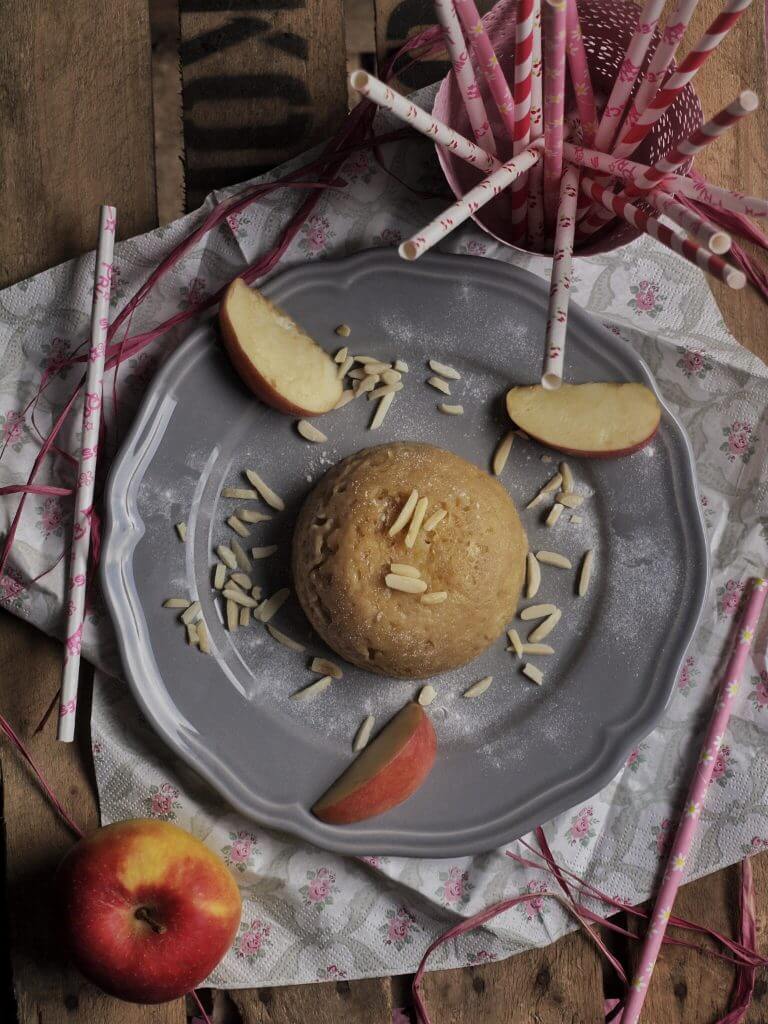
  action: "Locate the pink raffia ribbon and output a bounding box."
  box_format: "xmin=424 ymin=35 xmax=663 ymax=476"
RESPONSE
xmin=57 ymin=205 xmax=116 ymax=742
xmin=622 ymin=576 xmax=768 ymax=1024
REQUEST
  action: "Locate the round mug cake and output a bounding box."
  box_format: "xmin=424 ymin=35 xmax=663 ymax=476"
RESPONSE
xmin=292 ymin=442 xmax=526 ymax=678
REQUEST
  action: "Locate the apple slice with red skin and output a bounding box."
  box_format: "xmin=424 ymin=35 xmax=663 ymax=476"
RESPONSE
xmin=313 ymin=702 xmax=437 ymax=825
xmin=220 ymin=277 xmax=342 ymax=416
xmin=506 ymin=381 xmax=661 ymax=458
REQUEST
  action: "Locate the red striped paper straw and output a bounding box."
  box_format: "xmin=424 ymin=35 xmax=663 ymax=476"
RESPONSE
xmin=58 ymin=205 xmax=117 ymax=742
xmin=399 ymin=141 xmax=544 ymax=260
xmin=433 ymin=0 xmax=498 ymax=154
xmin=564 ymin=0 xmax=597 ymax=146
xmin=542 ymin=164 xmax=580 ymax=388
xmin=640 ymin=187 xmax=731 ymax=252
xmin=527 ymin=0 xmax=546 ymax=246
xmin=349 ymin=71 xmax=500 ymax=173
xmin=626 ymin=0 xmax=702 ymax=126
xmin=454 ymin=0 xmax=518 ymax=144
xmin=510 ymin=0 xmax=536 ymax=241
xmin=543 ymin=0 xmax=568 ymax=225
xmin=593 ymin=0 xmax=666 ymax=151
xmin=622 ymin=576 xmax=768 ymax=1023
xmin=581 ymin=176 xmax=746 ymax=288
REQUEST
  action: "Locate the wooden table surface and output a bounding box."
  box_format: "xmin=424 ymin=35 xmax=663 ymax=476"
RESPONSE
xmin=1 ymin=2 xmax=766 ymax=1022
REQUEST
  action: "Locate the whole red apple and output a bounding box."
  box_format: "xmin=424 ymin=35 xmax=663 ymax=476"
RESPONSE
xmin=57 ymin=818 xmax=241 ymax=1003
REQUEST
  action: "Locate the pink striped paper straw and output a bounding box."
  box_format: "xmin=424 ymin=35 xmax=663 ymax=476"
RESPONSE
xmin=433 ymin=0 xmax=498 ymax=154
xmin=581 ymin=176 xmax=746 ymax=288
xmin=510 ymin=0 xmax=536 ymax=240
xmin=543 ymin=0 xmax=568 ymax=225
xmin=592 ymin=0 xmax=666 ymax=152
xmin=622 ymin=576 xmax=768 ymax=1023
xmin=399 ymin=141 xmax=544 ymax=260
xmin=640 ymin=187 xmax=731 ymax=252
xmin=58 ymin=204 xmax=117 ymax=742
xmin=626 ymin=0 xmax=701 ymax=126
xmin=349 ymin=71 xmax=501 ymax=173
xmin=564 ymin=0 xmax=597 ymax=146
xmin=453 ymin=0 xmax=517 ymax=143
xmin=542 ymin=164 xmax=580 ymax=388
xmin=527 ymin=0 xmax=546 ymax=246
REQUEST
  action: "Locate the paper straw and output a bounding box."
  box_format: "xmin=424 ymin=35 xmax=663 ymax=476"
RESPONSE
xmin=453 ymin=0 xmax=517 ymax=143
xmin=640 ymin=187 xmax=731 ymax=252
xmin=509 ymin=0 xmax=536 ymax=240
xmin=626 ymin=0 xmax=701 ymax=126
xmin=581 ymin=176 xmax=746 ymax=288
xmin=399 ymin=141 xmax=544 ymax=260
xmin=433 ymin=0 xmax=498 ymax=154
xmin=622 ymin=576 xmax=768 ymax=1023
xmin=542 ymin=164 xmax=580 ymax=388
xmin=527 ymin=0 xmax=547 ymax=247
xmin=349 ymin=70 xmax=500 ymax=173
xmin=564 ymin=0 xmax=597 ymax=146
xmin=58 ymin=205 xmax=117 ymax=741
xmin=593 ymin=0 xmax=666 ymax=152
xmin=543 ymin=0 xmax=568 ymax=225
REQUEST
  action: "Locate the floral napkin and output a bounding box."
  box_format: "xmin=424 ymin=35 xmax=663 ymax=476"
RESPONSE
xmin=1 ymin=84 xmax=767 ymax=986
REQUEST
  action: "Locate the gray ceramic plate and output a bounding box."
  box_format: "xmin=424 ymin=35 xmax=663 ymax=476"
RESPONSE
xmin=101 ymin=250 xmax=708 ymax=857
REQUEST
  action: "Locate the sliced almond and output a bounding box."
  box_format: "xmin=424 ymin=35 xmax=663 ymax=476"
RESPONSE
xmin=297 ymin=420 xmax=328 ymax=443
xmin=394 ymin=359 xmax=409 ymax=373
xmin=213 ymin=563 xmax=227 ymax=589
xmin=545 ymin=503 xmax=564 ymax=527
xmin=221 ymin=487 xmax=259 ymax=500
xmin=536 ymin=550 xmax=572 ymax=569
xmin=163 ymin=598 xmax=190 ymax=609
xmin=217 ymin=545 xmax=238 ymax=569
xmin=231 ymin=539 xmax=251 ymax=571
xmin=363 ymin=361 xmax=392 ymax=375
xmin=266 ymin=623 xmax=305 ymax=652
xmin=507 ymin=628 xmax=523 ymax=656
xmin=226 ymin=577 xmax=246 ymax=594
xmin=388 ymin=489 xmax=419 ymax=537
xmin=227 ymin=515 xmax=250 ymax=538
xmin=369 ymin=390 xmax=395 ymax=429
xmin=492 ymin=431 xmax=514 ymax=475
xmin=528 ymin=609 xmax=562 ymax=642
xmin=428 ymin=358 xmax=461 ymax=380
xmin=520 ymin=603 xmax=557 ymax=620
xmin=543 ymin=472 xmax=563 ymax=494
xmin=236 ymin=508 xmax=271 ymax=524
xmin=463 ymin=675 xmax=493 ymax=698
xmin=197 ymin=620 xmax=210 ymax=654
xmin=438 ymin=403 xmax=464 ymax=415
xmin=570 ymin=514 xmax=584 ymax=525
xmin=368 ymin=382 xmax=403 ymax=400
xmin=251 ymin=585 xmax=262 ymax=600
xmin=390 ymin=563 xmax=421 ymax=578
xmin=526 ymin=551 xmax=541 ymax=599
xmin=556 ymin=492 xmax=584 ymax=509
xmin=385 ymin=573 xmax=428 ymax=594
xmin=311 ymin=657 xmax=343 ymax=679
xmin=244 ymin=469 xmax=285 ymax=511
xmin=337 ymin=356 xmax=354 ymax=379
xmin=560 ymin=461 xmax=575 ymax=493
xmin=382 ymin=369 xmax=402 ymax=385
xmin=291 ymin=675 xmax=332 ymax=701
xmin=421 ymin=591 xmax=448 ymax=605
xmin=256 ymin=587 xmax=290 ymax=623
xmin=186 ymin=622 xmax=199 ymax=645
xmin=180 ymin=601 xmax=202 ymax=625
xmin=404 ymin=496 xmax=429 ymax=549
xmin=423 ymin=508 xmax=447 ymax=532
xmin=348 ymin=367 xmax=367 ymax=380
xmin=427 ymin=376 xmax=451 ymax=395
xmin=230 ymin=572 xmax=252 ymax=589
xmin=175 ymin=522 xmax=187 ymax=541
xmin=522 ymin=662 xmax=543 ymax=685
xmin=239 ymin=605 xmax=251 ymax=627
xmin=335 ymin=324 xmax=352 ymax=338
xmin=418 ymin=684 xmax=437 ymax=706
xmin=578 ymin=549 xmax=595 ymax=597
xmin=353 ymin=354 xmax=380 ymax=365
xmin=334 ymin=390 xmax=355 ymax=410
xmin=334 ymin=344 xmax=349 ymax=361
xmin=355 ymin=374 xmax=379 ymax=396
xmin=522 ymin=643 xmax=555 ymax=655
xmin=251 ymin=544 xmax=278 ymax=559
xmin=226 ymin=598 xmax=239 ymax=631
xmin=222 ymin=588 xmax=259 ymax=608
xmin=353 ymin=715 xmax=375 ymax=751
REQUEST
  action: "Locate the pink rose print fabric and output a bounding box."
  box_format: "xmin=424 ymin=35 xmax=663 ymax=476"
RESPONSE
xmin=0 ymin=409 xmax=30 ymax=453
xmin=518 ymin=880 xmax=549 ymax=921
xmin=626 ymin=745 xmax=646 ymax=772
xmin=145 ymin=782 xmax=182 ymax=821
xmin=0 ymin=567 xmax=27 ymax=612
xmin=749 ymin=670 xmax=768 ymax=712
xmin=299 ymin=215 xmax=335 ymax=257
xmin=710 ymin=744 xmax=735 ymax=787
xmin=221 ymin=830 xmax=258 ymax=872
xmin=677 ymin=655 xmax=698 ymax=697
xmin=565 ymin=806 xmax=598 ymax=847
xmin=380 ymin=906 xmax=419 ymax=951
xmin=650 ymin=818 xmax=673 ymax=856
xmin=676 ymin=346 xmax=712 ymax=380
xmin=300 ymin=866 xmax=340 ymax=911
xmin=235 ymin=919 xmax=272 ymax=964
xmin=435 ymin=865 xmax=474 ymax=907
xmin=628 ymin=279 xmax=666 ymax=318
xmin=717 ymin=579 xmax=745 ymax=619
xmin=720 ymin=420 xmax=755 ymax=464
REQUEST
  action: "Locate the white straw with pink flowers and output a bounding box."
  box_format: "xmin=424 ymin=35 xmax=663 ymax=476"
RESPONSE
xmin=527 ymin=0 xmax=546 ymax=246
xmin=58 ymin=205 xmax=117 ymax=742
xmin=453 ymin=0 xmax=518 ymax=144
xmin=625 ymin=0 xmax=701 ymax=125
xmin=542 ymin=164 xmax=580 ymax=388
xmin=542 ymin=0 xmax=568 ymax=226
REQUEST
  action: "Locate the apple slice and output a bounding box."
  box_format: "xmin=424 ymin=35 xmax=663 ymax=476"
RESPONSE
xmin=506 ymin=382 xmax=661 ymax=458
xmin=313 ymin=702 xmax=437 ymax=825
xmin=220 ymin=277 xmax=342 ymax=416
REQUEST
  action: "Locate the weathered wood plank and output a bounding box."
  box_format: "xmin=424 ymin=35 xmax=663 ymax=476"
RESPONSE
xmin=228 ymin=976 xmax=392 ymax=1022
xmin=179 ymin=0 xmax=348 ymax=209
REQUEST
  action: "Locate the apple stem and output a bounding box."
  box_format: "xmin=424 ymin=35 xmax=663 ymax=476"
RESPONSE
xmin=134 ymin=906 xmax=166 ymax=934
